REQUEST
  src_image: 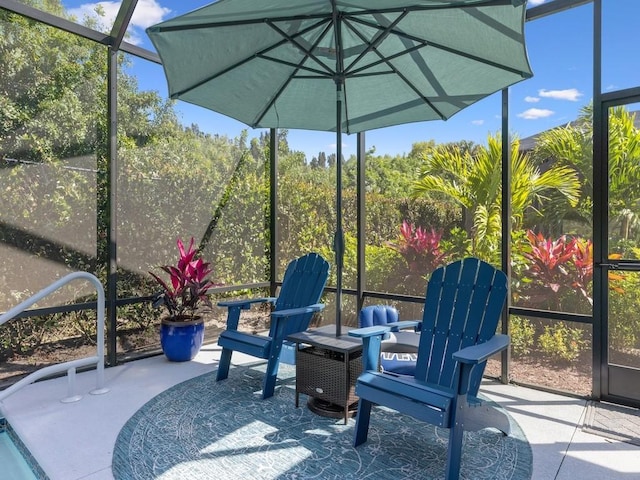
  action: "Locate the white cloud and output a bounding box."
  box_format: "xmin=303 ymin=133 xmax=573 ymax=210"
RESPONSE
xmin=328 ymin=143 xmax=349 ymax=152
xmin=528 ymin=0 xmax=547 ymax=5
xmin=517 ymin=108 xmax=554 ymax=120
xmin=68 ymin=0 xmax=170 ymax=45
xmin=525 ymin=96 xmax=539 ymax=103
xmin=131 ymin=0 xmax=171 ymax=28
xmin=538 ymin=88 xmax=583 ymax=102
xmin=471 ymin=120 xmax=484 ymax=126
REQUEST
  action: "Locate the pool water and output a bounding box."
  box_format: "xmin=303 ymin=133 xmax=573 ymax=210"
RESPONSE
xmin=0 ymin=419 xmax=44 ymax=480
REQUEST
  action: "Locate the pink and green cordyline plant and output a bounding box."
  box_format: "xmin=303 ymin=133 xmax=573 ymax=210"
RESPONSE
xmin=522 ymin=230 xmax=608 ymax=308
xmin=388 ymin=220 xmax=447 ymax=274
xmin=150 ymin=237 xmax=221 ymax=320
xmin=523 ymin=230 xmax=575 ymax=296
xmin=519 ymin=230 xmax=625 ymax=310
xmin=569 ymin=236 xmax=594 ymax=304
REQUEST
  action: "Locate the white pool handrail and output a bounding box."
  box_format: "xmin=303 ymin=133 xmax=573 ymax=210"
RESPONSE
xmin=0 ymin=272 xmax=109 ymax=407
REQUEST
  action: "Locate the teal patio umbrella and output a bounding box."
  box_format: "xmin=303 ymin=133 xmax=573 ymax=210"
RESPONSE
xmin=147 ymin=0 xmax=532 ymax=336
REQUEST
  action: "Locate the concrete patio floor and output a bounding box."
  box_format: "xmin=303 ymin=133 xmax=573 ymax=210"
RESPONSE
xmin=1 ymin=342 xmax=639 ymax=480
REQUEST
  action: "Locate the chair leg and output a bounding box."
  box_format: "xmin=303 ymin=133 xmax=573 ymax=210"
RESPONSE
xmin=216 ymin=348 xmax=232 ymax=382
xmin=463 ymin=401 xmax=511 ymax=435
xmin=261 ymin=355 xmax=280 ymax=399
xmin=353 ymin=398 xmax=373 ymax=446
xmin=445 ymin=421 xmax=464 ymax=480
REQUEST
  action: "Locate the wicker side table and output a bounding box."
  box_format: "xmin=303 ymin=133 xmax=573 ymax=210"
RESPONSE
xmin=287 ymin=325 xmax=363 ymax=424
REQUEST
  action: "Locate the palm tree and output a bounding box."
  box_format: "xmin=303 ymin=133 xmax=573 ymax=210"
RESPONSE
xmin=412 ymin=134 xmax=580 ymax=261
xmin=534 ymin=104 xmax=640 ymax=243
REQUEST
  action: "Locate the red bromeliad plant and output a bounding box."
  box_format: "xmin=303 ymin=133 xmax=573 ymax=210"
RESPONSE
xmin=149 ymin=237 xmax=221 ymax=321
xmin=523 ymin=230 xmax=603 ymax=309
xmin=388 ymin=220 xmax=447 ymax=274
xmin=523 ymin=230 xmax=626 ymax=311
xmin=524 ymin=230 xmax=575 ymax=300
xmin=570 ymin=236 xmax=594 ymax=305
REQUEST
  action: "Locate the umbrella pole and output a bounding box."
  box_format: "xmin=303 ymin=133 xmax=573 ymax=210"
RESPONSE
xmin=333 ymin=3 xmax=345 ymax=338
xmin=334 ymin=81 xmax=344 ymax=338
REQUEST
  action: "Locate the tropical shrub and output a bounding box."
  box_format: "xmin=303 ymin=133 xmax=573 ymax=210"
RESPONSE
xmin=509 ymin=315 xmax=535 ymax=357
xmin=518 ymin=230 xmax=593 ymax=314
xmin=607 ymin=270 xmax=640 ymax=352
xmin=520 ymin=230 xmax=577 ymax=310
xmin=361 ymin=243 xmax=408 ymax=294
xmin=0 ymin=315 xmax=51 ymax=360
xmin=538 ymin=321 xmax=588 ymax=362
xmin=439 ymin=226 xmax=473 ymax=259
xmin=412 ymin=134 xmax=580 ymax=263
xmin=383 ymin=221 xmax=449 ymax=295
xmin=386 ymin=221 xmax=447 ymax=274
xmin=516 ymin=230 xmax=594 ymax=361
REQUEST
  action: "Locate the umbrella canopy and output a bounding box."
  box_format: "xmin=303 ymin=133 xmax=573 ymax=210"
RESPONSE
xmin=147 ymin=0 xmax=533 ymax=335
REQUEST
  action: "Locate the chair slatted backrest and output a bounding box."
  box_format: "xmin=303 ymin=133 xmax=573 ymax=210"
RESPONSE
xmin=414 ymin=258 xmax=508 ymax=396
xmin=270 ymin=252 xmax=329 ymax=338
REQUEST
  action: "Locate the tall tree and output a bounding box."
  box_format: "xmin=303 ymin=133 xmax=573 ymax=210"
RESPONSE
xmin=412 ymin=133 xmax=580 ymax=261
xmin=534 ymin=104 xmax=640 ymax=242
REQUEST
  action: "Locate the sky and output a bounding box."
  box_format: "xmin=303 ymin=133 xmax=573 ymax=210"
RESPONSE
xmin=61 ymin=0 xmax=640 ymax=160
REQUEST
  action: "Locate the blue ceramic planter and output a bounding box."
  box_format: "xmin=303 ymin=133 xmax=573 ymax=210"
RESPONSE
xmin=160 ymin=317 xmax=205 ymax=362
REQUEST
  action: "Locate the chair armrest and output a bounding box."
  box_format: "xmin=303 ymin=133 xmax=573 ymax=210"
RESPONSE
xmin=269 ymin=304 xmax=325 ymax=342
xmin=218 ymin=297 xmax=277 ymax=331
xmin=386 ymin=320 xmax=421 ymax=332
xmin=453 ymin=334 xmax=510 ymax=365
xmin=270 ymin=303 xmax=325 ymax=319
xmin=349 ymin=326 xmax=391 ymax=372
xmin=348 ymin=325 xmax=391 ymax=338
xmin=218 ymin=297 xmax=277 ymax=309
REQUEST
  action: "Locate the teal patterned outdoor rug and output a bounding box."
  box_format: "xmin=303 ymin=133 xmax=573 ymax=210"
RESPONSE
xmin=112 ymin=363 xmax=531 ymax=480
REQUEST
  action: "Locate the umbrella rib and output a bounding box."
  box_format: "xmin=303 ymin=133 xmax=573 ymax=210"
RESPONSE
xmin=423 ymin=39 xmax=531 ymax=77
xmin=349 ymin=15 xmax=531 ymax=78
xmin=345 ymin=39 xmax=422 ymax=77
xmin=171 ymin=18 xmax=331 ymax=98
xmin=251 ymin=20 xmax=336 ymax=126
xmin=344 ymin=17 xmax=446 ymax=120
xmin=348 ymin=32 xmax=528 ymax=80
xmin=149 ymin=13 xmax=330 ymax=32
xmin=267 ymin=19 xmax=335 ymax=77
xmin=256 ymin=56 xmax=331 ymax=78
xmin=342 ymin=12 xmax=408 ymax=75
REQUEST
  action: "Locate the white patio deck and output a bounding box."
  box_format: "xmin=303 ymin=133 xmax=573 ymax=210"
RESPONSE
xmin=1 ymin=342 xmax=639 ymax=480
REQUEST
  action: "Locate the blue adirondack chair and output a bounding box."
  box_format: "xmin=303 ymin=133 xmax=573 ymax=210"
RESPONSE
xmin=216 ymin=253 xmax=329 ymax=399
xmin=349 ymin=258 xmax=510 ymax=480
